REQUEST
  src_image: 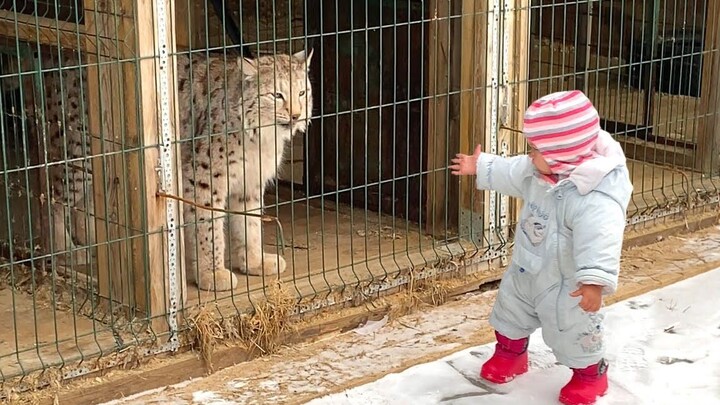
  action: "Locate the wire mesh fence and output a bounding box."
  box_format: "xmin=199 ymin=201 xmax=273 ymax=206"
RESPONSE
xmin=529 ymin=0 xmax=720 ymax=224
xmin=0 ymin=0 xmax=717 ymax=396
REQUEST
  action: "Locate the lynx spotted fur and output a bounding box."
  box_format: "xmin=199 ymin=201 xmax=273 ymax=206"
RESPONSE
xmin=1 ymin=48 xmax=312 ymax=292
xmin=0 ymin=51 xmax=95 ymax=266
xmin=177 ymin=49 xmax=314 ymax=291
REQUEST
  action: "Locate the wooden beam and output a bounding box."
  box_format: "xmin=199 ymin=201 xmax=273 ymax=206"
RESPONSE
xmin=505 ymin=0 xmax=530 ymax=243
xmin=85 ymin=0 xmax=180 ymax=327
xmin=573 ymin=1 xmax=591 ymax=92
xmin=425 ymin=0 xmax=453 ymax=237
xmin=455 ymin=0 xmax=488 ymax=244
xmin=131 ymin=0 xmax=182 ymax=328
xmin=479 ymin=0 xmax=496 ymax=253
xmin=0 ymin=9 xmax=128 ymax=58
xmin=86 ymin=0 xmax=134 ymax=311
xmin=697 ymin=0 xmax=720 ymax=175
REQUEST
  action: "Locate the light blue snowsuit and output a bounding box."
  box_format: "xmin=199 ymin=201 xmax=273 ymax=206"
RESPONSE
xmin=475 ymin=135 xmax=633 ymax=368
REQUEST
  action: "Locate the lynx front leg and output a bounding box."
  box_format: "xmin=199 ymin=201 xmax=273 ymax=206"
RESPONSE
xmin=70 ymin=172 xmax=96 ymax=248
xmin=51 ymin=168 xmax=90 ymax=266
xmin=183 ymin=180 xmax=237 ymax=291
xmin=52 ymin=202 xmax=88 ymax=266
xmin=228 ymin=195 xmax=286 ymax=276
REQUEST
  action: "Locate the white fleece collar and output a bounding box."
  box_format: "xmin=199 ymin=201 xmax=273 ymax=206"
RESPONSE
xmin=549 ymin=130 xmax=627 ymax=195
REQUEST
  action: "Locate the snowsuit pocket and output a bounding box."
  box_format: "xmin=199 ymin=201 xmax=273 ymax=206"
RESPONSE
xmin=556 ymin=281 xmax=582 ymax=332
xmin=512 ymin=243 xmax=544 ymax=275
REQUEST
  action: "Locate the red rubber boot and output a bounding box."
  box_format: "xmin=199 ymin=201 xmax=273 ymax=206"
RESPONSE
xmin=479 ymin=331 xmax=529 ymax=384
xmin=559 ymin=359 xmax=609 ymax=405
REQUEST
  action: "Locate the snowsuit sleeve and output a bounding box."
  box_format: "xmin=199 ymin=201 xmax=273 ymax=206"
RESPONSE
xmin=570 ymin=193 xmax=627 ymax=295
xmin=475 ymin=153 xmax=534 ymax=199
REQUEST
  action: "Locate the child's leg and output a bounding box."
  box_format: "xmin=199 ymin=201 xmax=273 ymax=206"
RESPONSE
xmin=535 ymin=282 xmax=606 ymax=368
xmin=535 ymin=282 xmax=609 ymax=404
xmin=481 ymin=266 xmax=541 ymax=384
xmin=489 ymin=266 xmax=542 ymax=339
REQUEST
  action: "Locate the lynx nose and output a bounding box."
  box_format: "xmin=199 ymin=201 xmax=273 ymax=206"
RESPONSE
xmin=291 ymin=112 xmax=301 ymax=121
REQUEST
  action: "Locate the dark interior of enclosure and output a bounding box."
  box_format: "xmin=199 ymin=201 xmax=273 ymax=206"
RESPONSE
xmin=0 ymin=53 xmax=43 ymax=259
xmin=303 ymin=0 xmax=430 ymax=225
xmin=530 ymin=0 xmax=707 ymax=157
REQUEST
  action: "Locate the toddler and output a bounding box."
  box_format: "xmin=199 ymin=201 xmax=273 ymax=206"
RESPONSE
xmin=449 ymin=90 xmax=633 ymax=405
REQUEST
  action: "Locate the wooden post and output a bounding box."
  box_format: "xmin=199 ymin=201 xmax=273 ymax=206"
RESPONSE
xmin=132 ymin=0 xmax=183 ymax=329
xmin=86 ymin=0 xmax=181 ymax=329
xmin=426 ymin=0 xmax=454 ymax=237
xmin=573 ymin=1 xmax=592 ymax=93
xmin=504 ymin=0 xmax=530 ymax=242
xmin=697 ymin=0 xmax=720 ymax=175
xmin=454 ymin=0 xmax=528 ymax=259
xmin=85 ymin=0 xmax=135 ymax=312
xmin=456 ymin=0 xmax=489 ymax=244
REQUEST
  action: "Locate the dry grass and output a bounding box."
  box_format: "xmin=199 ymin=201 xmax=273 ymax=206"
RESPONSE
xmin=388 ymin=265 xmax=454 ymax=321
xmin=1 ymin=367 xmax=62 ymax=404
xmin=189 ymin=306 xmax=225 ymax=372
xmin=189 ymin=280 xmax=297 ymax=372
xmin=236 ymin=281 xmax=296 ymax=355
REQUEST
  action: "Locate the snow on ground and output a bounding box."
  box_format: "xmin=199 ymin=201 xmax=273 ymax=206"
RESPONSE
xmin=305 ymin=268 xmax=720 ymax=405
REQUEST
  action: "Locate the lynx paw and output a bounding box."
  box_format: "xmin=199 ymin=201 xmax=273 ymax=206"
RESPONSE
xmin=196 ymin=267 xmax=238 ymax=291
xmin=239 ymin=254 xmax=287 ymax=276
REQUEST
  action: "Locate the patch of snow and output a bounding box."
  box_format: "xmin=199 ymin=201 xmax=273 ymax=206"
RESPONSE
xmin=306 ymin=268 xmax=720 ymax=404
xmin=257 ymin=380 xmax=279 ymax=391
xmin=353 ymin=315 xmax=389 ymax=336
xmin=226 ymin=380 xmax=247 ymax=390
xmin=192 ymin=391 xmax=237 ymax=405
xmin=99 ymin=377 xmax=197 ymax=405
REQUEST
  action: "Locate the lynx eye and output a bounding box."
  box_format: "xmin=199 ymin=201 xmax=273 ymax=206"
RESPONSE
xmin=298 ymin=90 xmax=306 ymax=97
xmin=272 ymin=92 xmax=284 ymax=100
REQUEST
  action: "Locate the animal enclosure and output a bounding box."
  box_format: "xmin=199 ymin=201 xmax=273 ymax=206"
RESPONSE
xmin=0 ymin=0 xmax=718 ymax=398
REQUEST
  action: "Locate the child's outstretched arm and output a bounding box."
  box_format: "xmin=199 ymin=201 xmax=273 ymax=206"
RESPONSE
xmin=450 ymin=144 xmax=533 ymax=198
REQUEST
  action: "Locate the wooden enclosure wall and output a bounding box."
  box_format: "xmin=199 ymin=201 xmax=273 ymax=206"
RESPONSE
xmin=697 ymin=0 xmax=720 ymax=173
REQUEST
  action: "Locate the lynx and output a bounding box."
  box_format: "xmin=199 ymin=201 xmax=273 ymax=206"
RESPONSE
xmin=177 ymin=49 xmax=314 ymax=291
xmin=0 ymin=48 xmax=313 ymax=292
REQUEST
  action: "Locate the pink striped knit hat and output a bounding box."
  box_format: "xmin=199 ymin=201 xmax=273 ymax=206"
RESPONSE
xmin=523 ymin=90 xmax=600 ymax=181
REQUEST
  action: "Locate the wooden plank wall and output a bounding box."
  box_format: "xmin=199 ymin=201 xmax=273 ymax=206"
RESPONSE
xmin=305 ymin=0 xmax=428 ymax=223
xmin=455 ymin=0 xmax=487 ymax=242
xmin=697 ymin=0 xmax=720 ymax=174
xmin=426 ymin=0 xmax=461 ymax=237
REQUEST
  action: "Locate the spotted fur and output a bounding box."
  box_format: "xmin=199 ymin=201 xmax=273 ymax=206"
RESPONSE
xmin=1 ymin=51 xmax=94 ymax=266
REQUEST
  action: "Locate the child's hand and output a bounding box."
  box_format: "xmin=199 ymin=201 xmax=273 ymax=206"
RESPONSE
xmin=450 ymin=144 xmax=483 ymax=176
xmin=570 ymin=284 xmax=603 ymax=312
